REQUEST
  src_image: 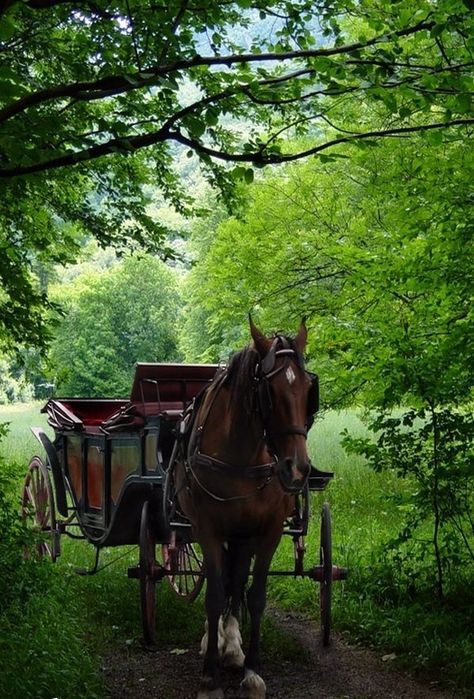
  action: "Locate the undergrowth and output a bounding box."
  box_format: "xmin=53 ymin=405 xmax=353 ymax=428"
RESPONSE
xmin=1 ymin=404 xmax=473 ymax=697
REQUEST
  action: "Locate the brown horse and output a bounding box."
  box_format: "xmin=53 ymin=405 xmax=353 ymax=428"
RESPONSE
xmin=173 ymin=319 xmax=314 ymax=699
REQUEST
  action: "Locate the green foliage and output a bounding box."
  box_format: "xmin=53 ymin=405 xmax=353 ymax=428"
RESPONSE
xmin=0 ymin=423 xmax=27 ymax=610
xmin=343 ymin=408 xmax=474 ymax=597
xmin=0 ymin=584 xmax=102 ymax=699
xmin=1 ymin=423 xmax=102 ymax=699
xmin=180 ymin=129 xmax=474 ymax=652
xmin=0 ymin=356 xmax=34 ymax=403
xmin=0 ymin=457 xmax=101 ymax=698
xmin=49 ymin=254 xmax=182 ymax=396
xmin=1 ymin=1 xmax=473 ymax=351
xmin=181 ymin=133 xmax=474 ymax=408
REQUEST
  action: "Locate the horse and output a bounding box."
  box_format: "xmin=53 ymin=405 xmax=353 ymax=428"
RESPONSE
xmin=172 ymin=318 xmax=315 ymax=699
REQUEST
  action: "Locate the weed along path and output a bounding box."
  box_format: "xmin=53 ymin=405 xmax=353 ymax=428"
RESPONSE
xmin=102 ymin=609 xmax=455 ymax=699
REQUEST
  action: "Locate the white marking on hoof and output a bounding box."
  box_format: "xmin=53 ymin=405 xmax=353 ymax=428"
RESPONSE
xmin=240 ymin=668 xmax=266 ymax=698
xmin=223 ymin=615 xmax=245 ymax=668
xmin=199 ymin=619 xmax=208 ymax=656
xmin=199 ymin=617 xmax=226 ymax=657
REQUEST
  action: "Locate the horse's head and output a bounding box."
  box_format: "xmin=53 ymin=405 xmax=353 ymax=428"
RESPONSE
xmin=250 ymin=318 xmax=316 ymax=493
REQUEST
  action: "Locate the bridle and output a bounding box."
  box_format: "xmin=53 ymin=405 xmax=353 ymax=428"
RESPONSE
xmin=183 ymin=336 xmax=317 ymax=501
xmin=255 ymin=335 xmax=311 ymax=456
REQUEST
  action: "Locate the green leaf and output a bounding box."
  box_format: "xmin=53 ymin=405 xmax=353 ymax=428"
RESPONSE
xmin=244 ymin=168 xmax=254 ymax=184
xmin=430 ymin=23 xmax=446 ymax=38
xmin=205 ymin=107 xmax=219 ymax=126
xmin=184 ymin=116 xmax=206 ymax=138
xmin=0 ymin=16 xmax=15 ymax=41
xmin=455 ymin=93 xmax=472 ymax=114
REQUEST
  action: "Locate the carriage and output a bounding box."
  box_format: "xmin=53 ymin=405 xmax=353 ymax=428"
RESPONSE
xmin=23 ymin=359 xmax=347 ymax=650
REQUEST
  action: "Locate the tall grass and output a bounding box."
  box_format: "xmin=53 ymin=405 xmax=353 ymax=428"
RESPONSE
xmin=0 ymin=403 xmax=472 ymax=696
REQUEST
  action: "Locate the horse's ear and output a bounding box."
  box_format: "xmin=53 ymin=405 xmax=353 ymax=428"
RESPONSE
xmin=249 ymin=314 xmax=271 ymax=356
xmin=294 ymin=320 xmax=308 ymax=353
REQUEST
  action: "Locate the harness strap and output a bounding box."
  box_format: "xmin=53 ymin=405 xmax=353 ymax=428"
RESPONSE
xmin=188 ymin=453 xmax=275 ymax=502
xmin=267 ymin=425 xmax=308 ymax=439
xmin=192 ymin=452 xmax=276 ymax=480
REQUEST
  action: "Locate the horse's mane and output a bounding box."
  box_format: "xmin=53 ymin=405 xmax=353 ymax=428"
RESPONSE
xmin=224 ymin=346 xmax=259 ymax=412
xmin=223 ymin=334 xmax=304 ymax=413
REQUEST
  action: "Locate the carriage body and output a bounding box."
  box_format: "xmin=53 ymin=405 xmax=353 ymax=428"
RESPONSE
xmin=28 ymin=363 xmax=218 ymax=550
xmin=23 ymin=360 xmax=345 ymax=649
xmin=43 ymin=397 xmax=169 ymax=547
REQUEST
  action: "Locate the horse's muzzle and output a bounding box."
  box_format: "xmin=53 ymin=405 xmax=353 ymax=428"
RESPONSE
xmin=277 ymin=457 xmax=310 ymax=493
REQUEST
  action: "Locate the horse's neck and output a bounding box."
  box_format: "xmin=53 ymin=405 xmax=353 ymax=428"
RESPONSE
xmin=200 ymin=383 xmax=265 ymax=465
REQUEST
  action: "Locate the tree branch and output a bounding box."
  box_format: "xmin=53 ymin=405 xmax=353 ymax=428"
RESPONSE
xmin=168 ymin=118 xmax=474 ymax=165
xmin=0 ymin=18 xmax=434 ymax=124
xmin=1 ymin=118 xmax=472 ymax=179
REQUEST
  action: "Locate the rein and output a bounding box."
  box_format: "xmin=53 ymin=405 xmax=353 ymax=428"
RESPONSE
xmin=188 ymin=454 xmax=275 ymax=503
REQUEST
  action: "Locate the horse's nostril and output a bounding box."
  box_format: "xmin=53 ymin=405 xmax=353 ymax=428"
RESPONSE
xmin=301 ymin=461 xmax=311 ymax=478
xmin=282 ymin=458 xmax=310 ymax=482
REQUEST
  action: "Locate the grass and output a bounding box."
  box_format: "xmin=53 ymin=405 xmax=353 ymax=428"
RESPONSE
xmin=0 ymin=403 xmax=472 ymax=697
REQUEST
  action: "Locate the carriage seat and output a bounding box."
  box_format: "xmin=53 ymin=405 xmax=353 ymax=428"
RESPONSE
xmin=308 ymin=464 xmax=334 ymax=491
xmin=43 ymin=398 xmax=129 ymax=432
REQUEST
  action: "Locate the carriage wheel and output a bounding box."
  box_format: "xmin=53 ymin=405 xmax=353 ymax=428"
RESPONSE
xmin=320 ymin=502 xmax=332 ymax=646
xmin=161 ymin=537 xmax=205 ymax=602
xmin=139 ymin=500 xmax=158 ymax=645
xmin=22 ymin=456 xmax=59 ymax=561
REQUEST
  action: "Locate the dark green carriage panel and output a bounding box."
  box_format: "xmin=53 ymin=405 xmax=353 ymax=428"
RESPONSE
xmin=110 ymin=437 xmax=141 ymax=503
xmin=64 ymin=434 xmax=83 ymax=503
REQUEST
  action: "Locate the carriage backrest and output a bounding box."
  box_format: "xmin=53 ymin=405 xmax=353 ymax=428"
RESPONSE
xmin=129 ymin=363 xmax=218 ymax=408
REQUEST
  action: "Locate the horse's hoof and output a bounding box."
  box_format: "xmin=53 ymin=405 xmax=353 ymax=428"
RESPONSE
xmin=200 ymin=618 xmax=226 ymax=657
xmin=197 ymin=676 xmax=225 ymax=699
xmin=223 ymin=646 xmax=245 ymax=668
xmin=196 ymin=690 xmax=224 ymax=699
xmin=239 ymin=669 xmax=266 ymax=698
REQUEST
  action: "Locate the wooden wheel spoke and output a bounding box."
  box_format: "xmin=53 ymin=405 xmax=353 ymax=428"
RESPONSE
xmin=22 ymin=457 xmax=58 ymax=562
xmin=161 ymin=541 xmax=205 ymax=601
xmin=139 ymin=501 xmax=157 ymax=645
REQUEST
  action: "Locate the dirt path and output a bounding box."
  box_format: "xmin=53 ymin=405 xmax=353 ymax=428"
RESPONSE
xmin=103 ymin=609 xmax=457 ymax=699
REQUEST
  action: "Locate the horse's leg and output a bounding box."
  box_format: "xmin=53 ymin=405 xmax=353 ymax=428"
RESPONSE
xmin=240 ymin=539 xmax=279 ymax=699
xmin=222 ymin=541 xmax=252 ymax=668
xmin=197 ymin=538 xmax=226 ymax=699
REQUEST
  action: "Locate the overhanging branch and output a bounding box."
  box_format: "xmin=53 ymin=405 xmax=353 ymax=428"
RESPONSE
xmin=1 ymin=118 xmax=473 ymax=179
xmin=0 ymin=18 xmax=433 ymax=124
xmin=168 ymin=118 xmax=474 ymax=165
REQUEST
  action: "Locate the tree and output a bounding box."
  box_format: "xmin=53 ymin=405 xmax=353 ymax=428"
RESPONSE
xmin=180 ymin=133 xmax=474 ymax=595
xmin=0 ymin=0 xmax=473 ymax=350
xmin=48 ymin=253 xmax=181 ymax=396
xmin=1 ymin=1 xmax=472 ymax=177
xmin=182 ymin=133 xmax=473 ymax=405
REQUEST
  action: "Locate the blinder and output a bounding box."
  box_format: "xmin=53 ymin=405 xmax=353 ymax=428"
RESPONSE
xmin=261 ymin=338 xmax=278 ymax=374
xmin=306 ymin=371 xmax=319 ymax=428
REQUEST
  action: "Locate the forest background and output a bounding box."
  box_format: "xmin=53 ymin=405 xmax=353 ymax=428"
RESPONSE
xmin=0 ymin=1 xmax=473 ymax=697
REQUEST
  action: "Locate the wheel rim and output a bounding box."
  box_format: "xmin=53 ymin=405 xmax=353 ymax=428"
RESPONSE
xmin=22 ymin=456 xmax=58 ymax=561
xmin=320 ymin=501 xmax=332 ymax=646
xmin=161 ymin=540 xmax=205 ymax=602
xmin=140 ymin=501 xmax=157 ymax=645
